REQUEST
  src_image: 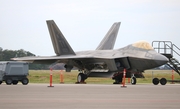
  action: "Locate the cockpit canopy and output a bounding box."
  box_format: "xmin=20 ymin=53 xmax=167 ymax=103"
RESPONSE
xmin=132 ymin=41 xmax=153 ymax=50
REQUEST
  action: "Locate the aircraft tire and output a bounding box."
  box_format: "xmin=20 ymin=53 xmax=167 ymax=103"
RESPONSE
xmin=152 ymin=78 xmax=159 ymax=85
xmin=113 ymin=79 xmax=122 ymax=84
xmin=160 ymin=78 xmax=167 ymax=85
xmin=77 ymin=73 xmax=86 ymax=83
xmin=21 ymin=78 xmax=29 ymax=85
xmin=131 ymin=77 xmax=136 ymax=85
xmin=0 ymin=81 xmax=2 ymax=85
xmin=6 ymin=78 xmax=12 ymax=85
xmin=113 ymin=82 xmax=119 ymax=84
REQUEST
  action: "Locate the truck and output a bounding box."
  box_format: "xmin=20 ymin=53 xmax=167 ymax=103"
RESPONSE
xmin=0 ymin=61 xmax=29 ymax=85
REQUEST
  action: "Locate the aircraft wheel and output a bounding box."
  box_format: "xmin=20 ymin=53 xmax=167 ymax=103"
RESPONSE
xmin=113 ymin=82 xmax=119 ymax=84
xmin=113 ymin=78 xmax=122 ymax=84
xmin=160 ymin=78 xmax=167 ymax=85
xmin=21 ymin=78 xmax=29 ymax=85
xmin=131 ymin=77 xmax=136 ymax=85
xmin=0 ymin=81 xmax=2 ymax=85
xmin=152 ymin=78 xmax=159 ymax=85
xmin=12 ymin=80 xmax=18 ymax=85
xmin=6 ymin=78 xmax=12 ymax=85
xmin=77 ymin=73 xmax=86 ymax=83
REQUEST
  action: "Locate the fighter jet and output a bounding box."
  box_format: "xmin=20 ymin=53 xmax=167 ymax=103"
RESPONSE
xmin=12 ymin=20 xmax=168 ymax=84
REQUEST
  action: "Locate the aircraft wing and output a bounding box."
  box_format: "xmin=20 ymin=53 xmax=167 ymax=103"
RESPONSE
xmin=11 ymin=53 xmax=126 ymax=63
xmin=11 ymin=55 xmax=93 ymax=64
xmin=11 ymin=52 xmax=127 ymax=73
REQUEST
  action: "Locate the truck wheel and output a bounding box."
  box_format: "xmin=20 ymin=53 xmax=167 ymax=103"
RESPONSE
xmin=21 ymin=78 xmax=29 ymax=85
xmin=0 ymin=81 xmax=2 ymax=85
xmin=160 ymin=78 xmax=167 ymax=85
xmin=6 ymin=78 xmax=12 ymax=85
xmin=12 ymin=80 xmax=18 ymax=85
xmin=152 ymin=78 xmax=159 ymax=85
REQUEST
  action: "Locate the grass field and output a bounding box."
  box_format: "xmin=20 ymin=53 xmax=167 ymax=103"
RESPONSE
xmin=28 ymin=70 xmax=180 ymax=84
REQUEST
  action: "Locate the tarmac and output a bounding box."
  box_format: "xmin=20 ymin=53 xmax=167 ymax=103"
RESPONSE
xmin=0 ymin=83 xmax=180 ymax=109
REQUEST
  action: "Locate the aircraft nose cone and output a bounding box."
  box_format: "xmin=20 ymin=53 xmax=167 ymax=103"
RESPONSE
xmin=154 ymin=54 xmax=169 ymax=66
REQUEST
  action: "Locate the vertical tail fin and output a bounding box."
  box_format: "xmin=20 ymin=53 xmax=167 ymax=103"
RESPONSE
xmin=46 ymin=20 xmax=76 ymax=56
xmin=96 ymin=22 xmax=121 ymax=50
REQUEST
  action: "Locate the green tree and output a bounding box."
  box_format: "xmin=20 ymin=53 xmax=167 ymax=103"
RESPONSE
xmin=0 ymin=47 xmax=50 ymax=70
xmin=0 ymin=47 xmax=3 ymax=60
xmin=2 ymin=49 xmax=16 ymax=61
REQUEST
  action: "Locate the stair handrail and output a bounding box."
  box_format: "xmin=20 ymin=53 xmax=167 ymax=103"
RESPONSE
xmin=172 ymin=44 xmax=180 ymax=56
xmin=152 ymin=41 xmax=180 ymax=57
xmin=152 ymin=41 xmax=173 ymax=54
xmin=164 ymin=44 xmax=174 ymax=56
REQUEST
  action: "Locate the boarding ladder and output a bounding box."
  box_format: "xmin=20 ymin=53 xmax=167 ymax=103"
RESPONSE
xmin=152 ymin=41 xmax=180 ymax=75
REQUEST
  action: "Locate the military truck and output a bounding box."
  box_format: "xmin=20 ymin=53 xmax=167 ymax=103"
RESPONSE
xmin=0 ymin=61 xmax=29 ymax=85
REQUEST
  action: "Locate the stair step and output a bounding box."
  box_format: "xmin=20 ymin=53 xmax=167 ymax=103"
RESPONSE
xmin=170 ymin=58 xmax=179 ymax=62
xmin=162 ymin=54 xmax=173 ymax=58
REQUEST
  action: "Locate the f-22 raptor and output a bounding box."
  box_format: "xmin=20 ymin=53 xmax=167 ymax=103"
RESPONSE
xmin=12 ymin=20 xmax=168 ymax=84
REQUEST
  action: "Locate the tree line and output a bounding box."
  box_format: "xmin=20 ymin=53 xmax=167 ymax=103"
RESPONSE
xmin=0 ymin=47 xmax=50 ymax=70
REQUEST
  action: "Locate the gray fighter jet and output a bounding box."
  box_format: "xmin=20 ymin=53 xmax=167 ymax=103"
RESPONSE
xmin=12 ymin=20 xmax=168 ymax=84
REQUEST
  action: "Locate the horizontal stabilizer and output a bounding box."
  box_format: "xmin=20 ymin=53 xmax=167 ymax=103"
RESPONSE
xmin=46 ymin=20 xmax=76 ymax=56
xmin=96 ymin=22 xmax=121 ymax=50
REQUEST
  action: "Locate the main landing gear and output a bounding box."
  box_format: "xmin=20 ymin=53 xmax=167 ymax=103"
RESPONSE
xmin=112 ymin=72 xmax=137 ymax=85
xmin=112 ymin=72 xmax=123 ymax=84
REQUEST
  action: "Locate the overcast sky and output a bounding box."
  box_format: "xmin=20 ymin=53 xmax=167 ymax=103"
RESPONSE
xmin=0 ymin=0 xmax=180 ymax=58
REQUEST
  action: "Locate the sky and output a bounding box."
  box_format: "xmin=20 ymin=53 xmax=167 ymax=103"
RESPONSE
xmin=0 ymin=0 xmax=180 ymax=58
